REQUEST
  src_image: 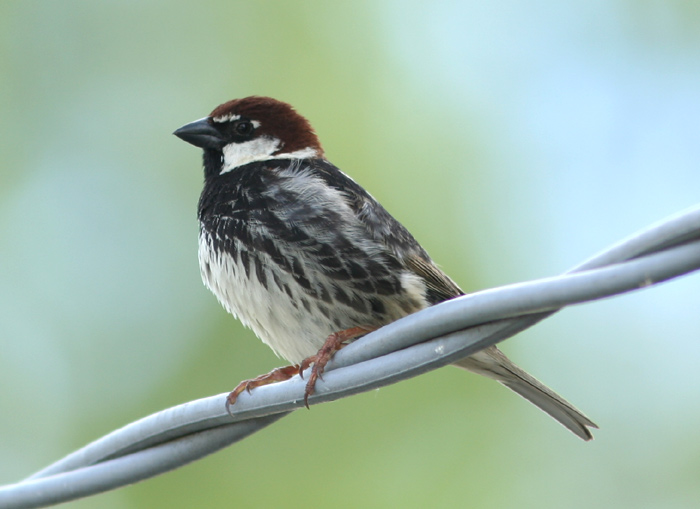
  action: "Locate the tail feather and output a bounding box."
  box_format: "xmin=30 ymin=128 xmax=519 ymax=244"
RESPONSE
xmin=453 ymin=346 xmax=597 ymax=441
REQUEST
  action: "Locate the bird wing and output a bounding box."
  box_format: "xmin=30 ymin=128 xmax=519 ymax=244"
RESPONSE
xmin=310 ymin=159 xmax=464 ymax=303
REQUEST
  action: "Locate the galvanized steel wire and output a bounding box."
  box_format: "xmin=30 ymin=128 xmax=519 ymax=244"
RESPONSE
xmin=2 ymin=204 xmax=700 ymax=508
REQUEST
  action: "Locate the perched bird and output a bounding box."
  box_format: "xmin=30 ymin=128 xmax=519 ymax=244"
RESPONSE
xmin=174 ymin=96 xmax=597 ymax=440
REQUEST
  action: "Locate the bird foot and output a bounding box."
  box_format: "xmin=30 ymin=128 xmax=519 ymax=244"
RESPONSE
xmin=226 ymin=364 xmax=301 ymax=413
xmin=299 ymin=325 xmax=374 ymax=408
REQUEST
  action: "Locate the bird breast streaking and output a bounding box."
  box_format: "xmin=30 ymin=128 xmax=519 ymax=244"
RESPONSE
xmin=174 ymin=96 xmax=597 ymax=440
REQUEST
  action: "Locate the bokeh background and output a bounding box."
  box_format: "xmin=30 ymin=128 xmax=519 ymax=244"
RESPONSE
xmin=2 ymin=1 xmax=700 ymax=507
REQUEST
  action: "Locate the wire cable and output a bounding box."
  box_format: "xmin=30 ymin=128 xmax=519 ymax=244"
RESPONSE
xmin=2 ymin=204 xmax=700 ymax=509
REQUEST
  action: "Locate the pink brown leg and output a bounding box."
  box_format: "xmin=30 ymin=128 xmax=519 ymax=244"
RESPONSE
xmin=226 ymin=364 xmax=301 ymax=413
xmin=299 ymin=325 xmax=375 ymax=408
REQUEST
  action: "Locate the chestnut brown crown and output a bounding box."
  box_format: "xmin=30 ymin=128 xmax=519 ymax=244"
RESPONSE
xmin=210 ymin=96 xmax=324 ymax=157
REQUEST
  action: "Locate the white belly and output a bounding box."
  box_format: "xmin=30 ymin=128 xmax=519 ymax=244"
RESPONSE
xmin=198 ymin=232 xmax=330 ymax=363
xmin=198 ymin=229 xmax=429 ymax=365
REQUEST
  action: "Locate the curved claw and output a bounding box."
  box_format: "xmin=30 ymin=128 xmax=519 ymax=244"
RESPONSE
xmin=303 ymin=366 xmax=323 ymax=409
xmin=225 ymin=364 xmax=301 ymax=414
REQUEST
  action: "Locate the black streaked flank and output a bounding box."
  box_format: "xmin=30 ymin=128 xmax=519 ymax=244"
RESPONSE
xmin=198 ymin=158 xmax=423 ymax=310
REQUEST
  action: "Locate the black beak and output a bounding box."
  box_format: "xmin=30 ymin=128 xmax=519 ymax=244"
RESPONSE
xmin=173 ymin=118 xmax=227 ymax=150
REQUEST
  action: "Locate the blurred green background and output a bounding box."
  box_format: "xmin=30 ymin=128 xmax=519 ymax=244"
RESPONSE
xmin=2 ymin=1 xmax=700 ymax=507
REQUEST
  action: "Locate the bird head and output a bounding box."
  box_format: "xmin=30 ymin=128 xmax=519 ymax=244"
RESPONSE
xmin=174 ymin=96 xmax=324 ymax=175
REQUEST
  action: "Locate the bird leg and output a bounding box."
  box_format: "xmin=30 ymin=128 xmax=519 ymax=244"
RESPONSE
xmin=226 ymin=364 xmax=301 ymax=412
xmin=299 ymin=325 xmax=375 ymax=408
xmin=226 ymin=325 xmax=375 ymax=413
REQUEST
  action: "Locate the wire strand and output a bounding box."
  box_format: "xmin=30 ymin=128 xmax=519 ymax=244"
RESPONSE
xmin=1 ymin=204 xmax=700 ymax=509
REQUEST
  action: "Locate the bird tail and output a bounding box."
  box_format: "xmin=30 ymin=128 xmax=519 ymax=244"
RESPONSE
xmin=452 ymin=346 xmax=598 ymax=441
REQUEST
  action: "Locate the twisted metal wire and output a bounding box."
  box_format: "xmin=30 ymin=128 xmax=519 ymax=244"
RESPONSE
xmin=2 ymin=204 xmax=700 ymax=509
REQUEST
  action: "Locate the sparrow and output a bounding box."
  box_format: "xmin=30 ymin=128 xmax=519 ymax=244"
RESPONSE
xmin=174 ymin=96 xmax=597 ymax=440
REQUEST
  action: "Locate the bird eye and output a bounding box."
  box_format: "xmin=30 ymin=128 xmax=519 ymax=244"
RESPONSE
xmin=234 ymin=120 xmax=254 ymax=136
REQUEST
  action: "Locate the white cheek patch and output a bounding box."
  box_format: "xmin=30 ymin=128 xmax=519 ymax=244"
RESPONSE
xmin=281 ymin=147 xmax=319 ymax=160
xmin=220 ymin=138 xmax=320 ymax=174
xmin=221 ymin=137 xmax=282 ymax=173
